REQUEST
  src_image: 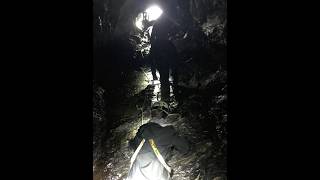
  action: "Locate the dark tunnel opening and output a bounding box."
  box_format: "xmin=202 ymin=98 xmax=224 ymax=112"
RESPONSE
xmin=93 ymin=0 xmax=227 ymax=179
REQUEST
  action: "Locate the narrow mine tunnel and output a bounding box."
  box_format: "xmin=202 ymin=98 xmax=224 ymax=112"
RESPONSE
xmin=93 ymin=0 xmax=227 ymax=179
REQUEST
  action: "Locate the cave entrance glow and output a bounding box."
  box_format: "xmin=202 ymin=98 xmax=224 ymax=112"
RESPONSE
xmin=135 ymin=5 xmax=163 ymax=31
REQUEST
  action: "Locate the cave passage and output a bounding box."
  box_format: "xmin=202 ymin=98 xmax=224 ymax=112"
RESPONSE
xmin=93 ymin=0 xmax=227 ymax=179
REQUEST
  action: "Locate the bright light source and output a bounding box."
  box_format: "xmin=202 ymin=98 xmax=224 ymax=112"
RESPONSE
xmin=145 ymin=5 xmax=163 ymax=21
xmin=135 ymin=5 xmax=163 ymax=30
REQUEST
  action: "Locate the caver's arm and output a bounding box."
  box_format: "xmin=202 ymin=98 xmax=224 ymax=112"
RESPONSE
xmin=129 ymin=125 xmax=146 ymax=150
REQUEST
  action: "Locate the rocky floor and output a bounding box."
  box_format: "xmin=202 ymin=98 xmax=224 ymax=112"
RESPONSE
xmin=93 ymin=66 xmax=227 ymax=180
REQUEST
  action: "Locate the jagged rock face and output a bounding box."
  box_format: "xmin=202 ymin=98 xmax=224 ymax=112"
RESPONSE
xmin=93 ymin=82 xmax=106 ymax=153
xmin=93 ymin=0 xmax=227 ymax=46
xmin=93 ymin=1 xmax=227 ymax=178
xmin=189 ymin=0 xmax=227 ymax=23
xmin=94 ymin=0 xmax=227 ymax=86
xmin=93 ymin=68 xmax=227 ymax=180
xmin=93 ymin=0 xmax=127 ymax=47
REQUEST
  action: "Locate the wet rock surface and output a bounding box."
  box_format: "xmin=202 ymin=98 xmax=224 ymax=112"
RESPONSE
xmin=93 ymin=81 xmax=107 ymax=156
xmin=93 ymin=64 xmax=227 ymax=180
xmin=93 ymin=1 xmax=227 ymax=179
